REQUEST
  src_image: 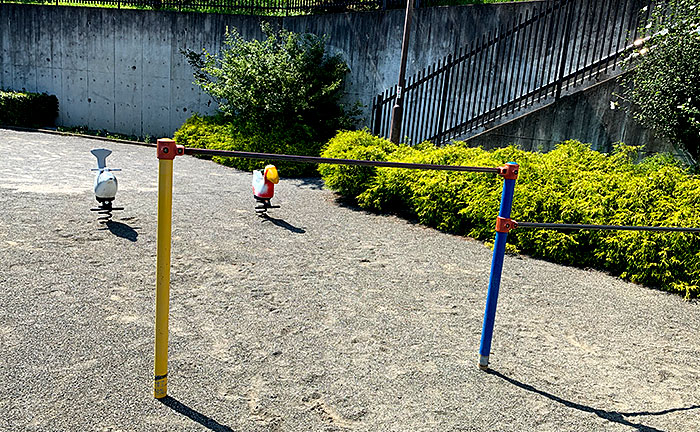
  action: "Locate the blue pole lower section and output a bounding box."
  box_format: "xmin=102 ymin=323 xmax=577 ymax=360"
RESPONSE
xmin=479 ymin=231 xmax=509 ymax=367
xmin=478 ymin=163 xmax=517 ymax=370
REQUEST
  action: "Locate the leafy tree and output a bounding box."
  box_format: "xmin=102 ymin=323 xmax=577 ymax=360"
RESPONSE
xmin=621 ymin=0 xmax=700 ymax=161
xmin=183 ymin=23 xmax=358 ymax=144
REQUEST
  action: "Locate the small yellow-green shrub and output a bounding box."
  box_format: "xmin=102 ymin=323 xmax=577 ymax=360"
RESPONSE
xmin=174 ymin=114 xmax=322 ymax=177
xmin=320 ymin=130 xmax=700 ymax=298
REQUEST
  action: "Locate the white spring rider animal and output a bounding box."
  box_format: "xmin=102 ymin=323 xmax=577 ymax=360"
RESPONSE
xmin=90 ymin=148 xmax=123 ymax=222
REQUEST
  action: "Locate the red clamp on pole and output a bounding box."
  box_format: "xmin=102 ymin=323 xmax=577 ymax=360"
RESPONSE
xmin=157 ymin=138 xmax=184 ymax=160
xmin=495 ymin=216 xmax=517 ymax=233
xmin=497 ymin=163 xmax=519 ymax=180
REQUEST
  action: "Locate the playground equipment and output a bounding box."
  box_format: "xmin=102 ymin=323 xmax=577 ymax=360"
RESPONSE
xmin=90 ymin=148 xmax=123 ymax=222
xmin=252 ymin=164 xmax=280 ymax=215
xmin=152 ymin=138 xmax=700 ymax=398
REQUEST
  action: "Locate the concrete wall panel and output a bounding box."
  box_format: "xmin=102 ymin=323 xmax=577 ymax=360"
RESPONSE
xmin=87 ymin=70 xmax=116 ymax=131
xmin=36 ymin=66 xmax=53 ymax=94
xmin=142 ymin=76 xmax=171 ymax=137
xmin=62 ymin=69 xmax=89 ymax=127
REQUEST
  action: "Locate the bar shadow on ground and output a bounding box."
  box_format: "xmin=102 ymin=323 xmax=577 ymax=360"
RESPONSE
xmin=158 ymin=396 xmax=236 ymax=432
xmin=487 ymin=369 xmax=700 ymax=432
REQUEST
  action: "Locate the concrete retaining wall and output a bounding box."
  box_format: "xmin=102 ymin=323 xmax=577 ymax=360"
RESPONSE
xmin=0 ymin=3 xmax=539 ymax=137
xmin=463 ymin=76 xmax=673 ymax=154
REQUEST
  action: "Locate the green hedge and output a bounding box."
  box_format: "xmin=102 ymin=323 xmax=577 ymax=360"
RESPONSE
xmin=0 ymin=90 xmax=58 ymax=127
xmin=174 ymin=114 xmax=322 ymax=177
xmin=320 ymin=130 xmax=700 ymax=298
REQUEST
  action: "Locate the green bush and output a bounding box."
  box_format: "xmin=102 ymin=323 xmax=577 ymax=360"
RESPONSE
xmin=174 ymin=114 xmax=320 ymax=177
xmin=0 ymin=90 xmax=58 ymax=127
xmin=318 ymin=130 xmax=399 ymax=197
xmin=183 ymin=23 xmax=358 ymax=143
xmin=320 ymin=131 xmax=700 ymax=298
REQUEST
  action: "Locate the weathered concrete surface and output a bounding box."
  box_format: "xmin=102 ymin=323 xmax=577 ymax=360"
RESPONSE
xmin=1 ymin=128 xmax=699 ymax=431
xmin=0 ymin=3 xmax=539 ymax=137
xmin=463 ymin=76 xmax=675 ymax=155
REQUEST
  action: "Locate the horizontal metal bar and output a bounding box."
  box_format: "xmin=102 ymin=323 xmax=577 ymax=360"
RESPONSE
xmin=515 ymin=221 xmax=700 ymax=233
xmin=183 ymin=147 xmax=501 ymax=173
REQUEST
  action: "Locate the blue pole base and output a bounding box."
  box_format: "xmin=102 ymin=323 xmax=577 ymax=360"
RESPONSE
xmin=478 ymin=355 xmax=489 ymax=370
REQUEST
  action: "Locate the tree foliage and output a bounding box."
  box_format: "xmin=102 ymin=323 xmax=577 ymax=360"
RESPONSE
xmin=622 ymin=0 xmax=700 ymax=161
xmin=183 ymin=23 xmax=357 ymax=143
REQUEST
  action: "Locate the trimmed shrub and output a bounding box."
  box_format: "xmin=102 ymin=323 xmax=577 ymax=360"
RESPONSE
xmin=174 ymin=114 xmax=320 ymax=177
xmin=0 ymin=90 xmax=58 ymax=127
xmin=320 ymin=131 xmax=700 ymax=298
xmin=318 ymin=130 xmax=399 ymax=197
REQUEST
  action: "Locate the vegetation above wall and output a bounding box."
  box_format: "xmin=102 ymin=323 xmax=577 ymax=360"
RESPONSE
xmin=0 ymin=90 xmax=58 ymax=128
xmin=320 ymin=130 xmax=700 ymax=298
xmin=2 ymin=0 xmax=531 ymax=16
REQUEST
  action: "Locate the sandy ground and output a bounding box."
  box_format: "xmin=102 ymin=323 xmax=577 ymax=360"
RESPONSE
xmin=0 ymin=128 xmax=699 ymax=432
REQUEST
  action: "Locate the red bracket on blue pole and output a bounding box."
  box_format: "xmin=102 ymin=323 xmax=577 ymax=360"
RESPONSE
xmin=478 ymin=162 xmax=519 ymax=370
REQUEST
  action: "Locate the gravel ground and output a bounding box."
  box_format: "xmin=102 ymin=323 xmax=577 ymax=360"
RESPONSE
xmin=0 ymin=128 xmax=699 ymax=432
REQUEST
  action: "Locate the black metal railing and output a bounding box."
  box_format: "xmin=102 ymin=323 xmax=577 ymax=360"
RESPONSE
xmin=371 ymin=0 xmax=659 ymax=145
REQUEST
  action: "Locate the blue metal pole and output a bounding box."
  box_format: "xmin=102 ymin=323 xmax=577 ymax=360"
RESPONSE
xmin=479 ymin=162 xmax=519 ymax=370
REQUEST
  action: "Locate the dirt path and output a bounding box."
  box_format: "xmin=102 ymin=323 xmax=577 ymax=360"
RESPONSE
xmin=0 ymin=128 xmax=698 ymax=431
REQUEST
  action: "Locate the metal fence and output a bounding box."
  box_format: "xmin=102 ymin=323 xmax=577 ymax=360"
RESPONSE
xmin=371 ymin=0 xmax=659 ymax=145
xmin=0 ymin=0 xmax=410 ymax=14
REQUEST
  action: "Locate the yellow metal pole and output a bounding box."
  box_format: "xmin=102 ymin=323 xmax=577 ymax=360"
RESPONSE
xmin=154 ymin=138 xmax=181 ymax=399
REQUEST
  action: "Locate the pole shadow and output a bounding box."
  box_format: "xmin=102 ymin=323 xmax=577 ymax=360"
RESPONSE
xmin=487 ymin=369 xmax=700 ymax=432
xmin=158 ymin=396 xmax=235 ymax=432
xmin=259 ymin=214 xmax=306 ymax=234
xmin=102 ymin=220 xmax=139 ymax=242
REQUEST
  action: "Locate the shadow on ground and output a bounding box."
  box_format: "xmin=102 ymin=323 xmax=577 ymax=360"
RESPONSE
xmin=260 ymin=214 xmax=306 ymax=234
xmin=101 ymin=220 xmax=139 ymax=241
xmin=487 ymin=369 xmax=700 ymax=432
xmin=159 ymin=396 xmax=236 ymax=432
xmin=293 ymin=177 xmax=324 ymax=190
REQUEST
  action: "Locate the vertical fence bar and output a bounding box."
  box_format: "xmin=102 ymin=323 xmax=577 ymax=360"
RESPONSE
xmin=446 ymin=48 xmax=464 ymax=139
xmin=436 ymin=56 xmax=452 ymax=143
xmin=555 ymin=0 xmax=574 ymax=100
xmin=533 ymin=1 xmax=549 ymax=103
xmin=612 ymin=0 xmax=631 ymax=71
xmin=592 ymin=0 xmax=610 ymax=78
xmin=466 ymin=37 xmax=482 ymax=129
xmin=604 ymin=0 xmax=622 ymax=72
xmin=478 ymin=162 xmax=519 ymax=371
xmin=564 ymin=0 xmax=585 ymax=91
xmin=504 ymin=12 xmax=523 ymax=117
xmin=516 ymin=9 xmax=532 ymax=110
xmin=373 ymin=93 xmax=383 ymax=136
